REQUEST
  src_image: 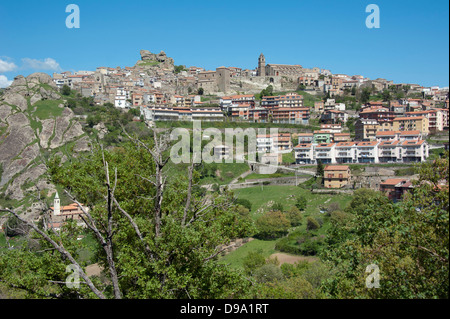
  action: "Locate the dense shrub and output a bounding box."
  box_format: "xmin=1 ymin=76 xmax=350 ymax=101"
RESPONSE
xmin=284 ymin=206 xmax=303 ymax=226
xmin=306 ymin=216 xmax=320 ymax=231
xmin=255 ymin=211 xmax=290 ymax=239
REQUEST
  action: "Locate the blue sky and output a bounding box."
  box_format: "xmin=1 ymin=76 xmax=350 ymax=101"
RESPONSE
xmin=0 ymin=0 xmax=448 ymax=88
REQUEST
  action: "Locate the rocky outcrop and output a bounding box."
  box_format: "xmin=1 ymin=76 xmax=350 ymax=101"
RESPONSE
xmin=138 ymin=49 xmax=175 ymax=72
xmin=0 ymin=73 xmax=89 ymax=215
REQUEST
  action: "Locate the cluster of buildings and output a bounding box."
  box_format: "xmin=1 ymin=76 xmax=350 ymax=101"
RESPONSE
xmin=355 ymin=100 xmax=449 ymax=140
xmin=294 ymin=125 xmax=429 ymax=164
xmin=219 ymin=93 xmax=310 ymax=124
xmin=45 ymin=192 xmax=87 ymax=231
xmin=52 ymin=49 xmax=449 ymax=129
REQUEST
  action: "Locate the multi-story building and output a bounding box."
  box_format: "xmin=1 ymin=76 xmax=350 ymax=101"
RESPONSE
xmin=278 ymin=93 xmax=304 ymax=108
xmin=293 ymin=143 xmax=314 ymax=164
xmin=313 ymin=131 xmax=333 ymax=144
xmin=405 ymin=109 xmax=449 ymax=132
xmin=314 ymin=101 xmax=324 ymax=113
xmin=333 ymin=133 xmax=351 ymax=143
xmin=320 ymin=124 xmax=342 ymax=133
xmin=378 ymin=140 xmax=402 ymax=163
xmin=320 ymin=110 xmax=348 ymax=124
xmin=334 ymin=142 xmax=357 ymax=164
xmin=256 ymin=133 xmax=292 ymax=153
xmin=375 ymin=130 xmax=401 ymax=142
xmin=355 ymin=118 xmax=379 ymax=141
xmin=392 ymin=116 xmax=429 ymax=136
xmin=271 ymin=107 xmax=310 ymax=125
xmin=314 ymin=143 xmax=336 ymax=164
xmin=261 ymin=93 xmax=304 ymax=109
xmin=296 ymin=133 xmax=314 ymax=144
xmin=401 ymin=140 xmax=429 ymax=163
xmin=140 ymin=105 xmax=223 ymax=122
xmin=359 ymin=106 xmax=395 ymax=123
xmin=324 ymin=165 xmax=351 ymax=189
xmin=356 ymin=141 xmax=379 ymax=163
xmin=294 ymin=139 xmax=429 ymax=164
xmin=249 ymin=108 xmax=269 ymax=123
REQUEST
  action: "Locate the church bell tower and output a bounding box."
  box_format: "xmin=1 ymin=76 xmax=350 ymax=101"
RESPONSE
xmin=54 ymin=192 xmax=61 ymax=216
xmin=258 ymin=53 xmax=266 ymax=77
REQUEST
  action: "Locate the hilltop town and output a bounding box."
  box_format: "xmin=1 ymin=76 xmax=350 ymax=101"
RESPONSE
xmin=0 ymin=48 xmax=448 ymax=300
xmin=50 ymin=49 xmax=449 ymax=169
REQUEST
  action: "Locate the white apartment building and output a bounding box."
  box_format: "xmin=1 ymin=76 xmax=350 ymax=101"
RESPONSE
xmin=378 ymin=140 xmax=403 ymax=163
xmin=257 ymin=135 xmax=274 ymax=153
xmin=293 ymin=140 xmax=429 ymax=164
xmin=356 ymin=141 xmax=379 ymax=164
xmin=294 ymin=143 xmax=314 ymax=164
xmin=114 ymin=87 xmax=130 ymax=108
xmin=314 ymin=143 xmax=336 ymax=164
xmin=335 ymin=142 xmax=358 ymax=164
xmin=401 ymin=140 xmax=429 ymax=163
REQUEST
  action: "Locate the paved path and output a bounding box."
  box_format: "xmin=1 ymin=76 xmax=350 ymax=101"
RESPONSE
xmin=229 ymin=169 xmax=253 ymax=185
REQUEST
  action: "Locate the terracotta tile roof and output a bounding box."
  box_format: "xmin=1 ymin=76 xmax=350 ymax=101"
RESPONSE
xmin=381 ymin=178 xmax=408 ymax=186
xmin=400 ymin=130 xmax=420 ymax=135
xmin=376 ymin=131 xmax=401 ymax=136
xmin=357 ymin=141 xmax=378 ymax=147
xmin=324 ymin=165 xmax=350 ymax=171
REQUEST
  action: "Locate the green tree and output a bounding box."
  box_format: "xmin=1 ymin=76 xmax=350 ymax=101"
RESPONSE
xmin=306 ymin=216 xmax=320 ymax=231
xmin=323 ymin=152 xmax=449 ymax=298
xmin=360 ymin=87 xmax=371 ymax=104
xmin=271 ymin=202 xmax=284 ymax=212
xmin=253 ymin=263 xmax=284 ymax=283
xmin=316 ymin=159 xmax=324 ymax=178
xmin=1 ymin=137 xmax=254 ymax=299
xmin=174 ymin=65 xmax=186 ymax=74
xmin=242 ymin=250 xmax=266 ymax=274
xmin=61 ymin=84 xmax=71 ymax=96
xmin=381 ymin=89 xmax=392 ymax=102
xmin=255 ymin=210 xmax=291 ymax=239
xmin=285 ymin=206 xmax=303 ymax=226
xmin=260 ymin=85 xmax=274 ymax=98
xmin=295 ymin=196 xmax=307 ymax=211
xmin=197 ymin=87 xmax=204 ymax=95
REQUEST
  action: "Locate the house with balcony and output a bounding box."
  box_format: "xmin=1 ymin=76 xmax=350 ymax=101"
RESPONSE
xmin=257 ymin=133 xmax=292 ymax=153
xmin=335 ymin=142 xmax=358 ymax=164
xmin=355 ymin=118 xmax=379 ymax=141
xmin=378 ymin=140 xmax=402 ymax=163
xmin=249 ymin=107 xmax=269 ymax=123
xmin=324 ymin=165 xmax=351 ymax=189
xmin=294 ymin=143 xmax=314 ymax=164
xmin=320 ymin=124 xmax=342 ymax=133
xmin=333 ymin=133 xmax=351 ymax=143
xmin=297 ymin=133 xmax=314 ymax=144
xmin=392 ymin=116 xmax=429 ymax=136
xmin=401 ymin=140 xmax=429 ymax=163
xmin=313 ymin=131 xmax=333 ymax=144
xmin=314 ymin=143 xmax=336 ymax=164
xmin=271 ymin=107 xmax=310 ymax=125
xmin=375 ymin=130 xmax=401 ymax=142
xmin=356 ymin=141 xmax=379 ymax=163
xmin=399 ymin=130 xmax=422 ymax=141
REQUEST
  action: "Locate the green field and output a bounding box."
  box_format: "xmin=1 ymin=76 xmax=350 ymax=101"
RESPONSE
xmin=232 ymin=185 xmax=351 ymax=217
xmin=221 ymin=184 xmax=353 ymax=268
xmin=218 ymin=239 xmax=277 ymax=269
xmin=32 ymin=100 xmax=64 ymax=120
xmin=244 ymin=171 xmax=296 ymax=180
xmin=165 ymin=161 xmax=250 ymax=185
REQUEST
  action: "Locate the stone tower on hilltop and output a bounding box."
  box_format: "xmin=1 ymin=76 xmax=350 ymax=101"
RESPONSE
xmin=258 ymin=53 xmax=266 ymax=77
